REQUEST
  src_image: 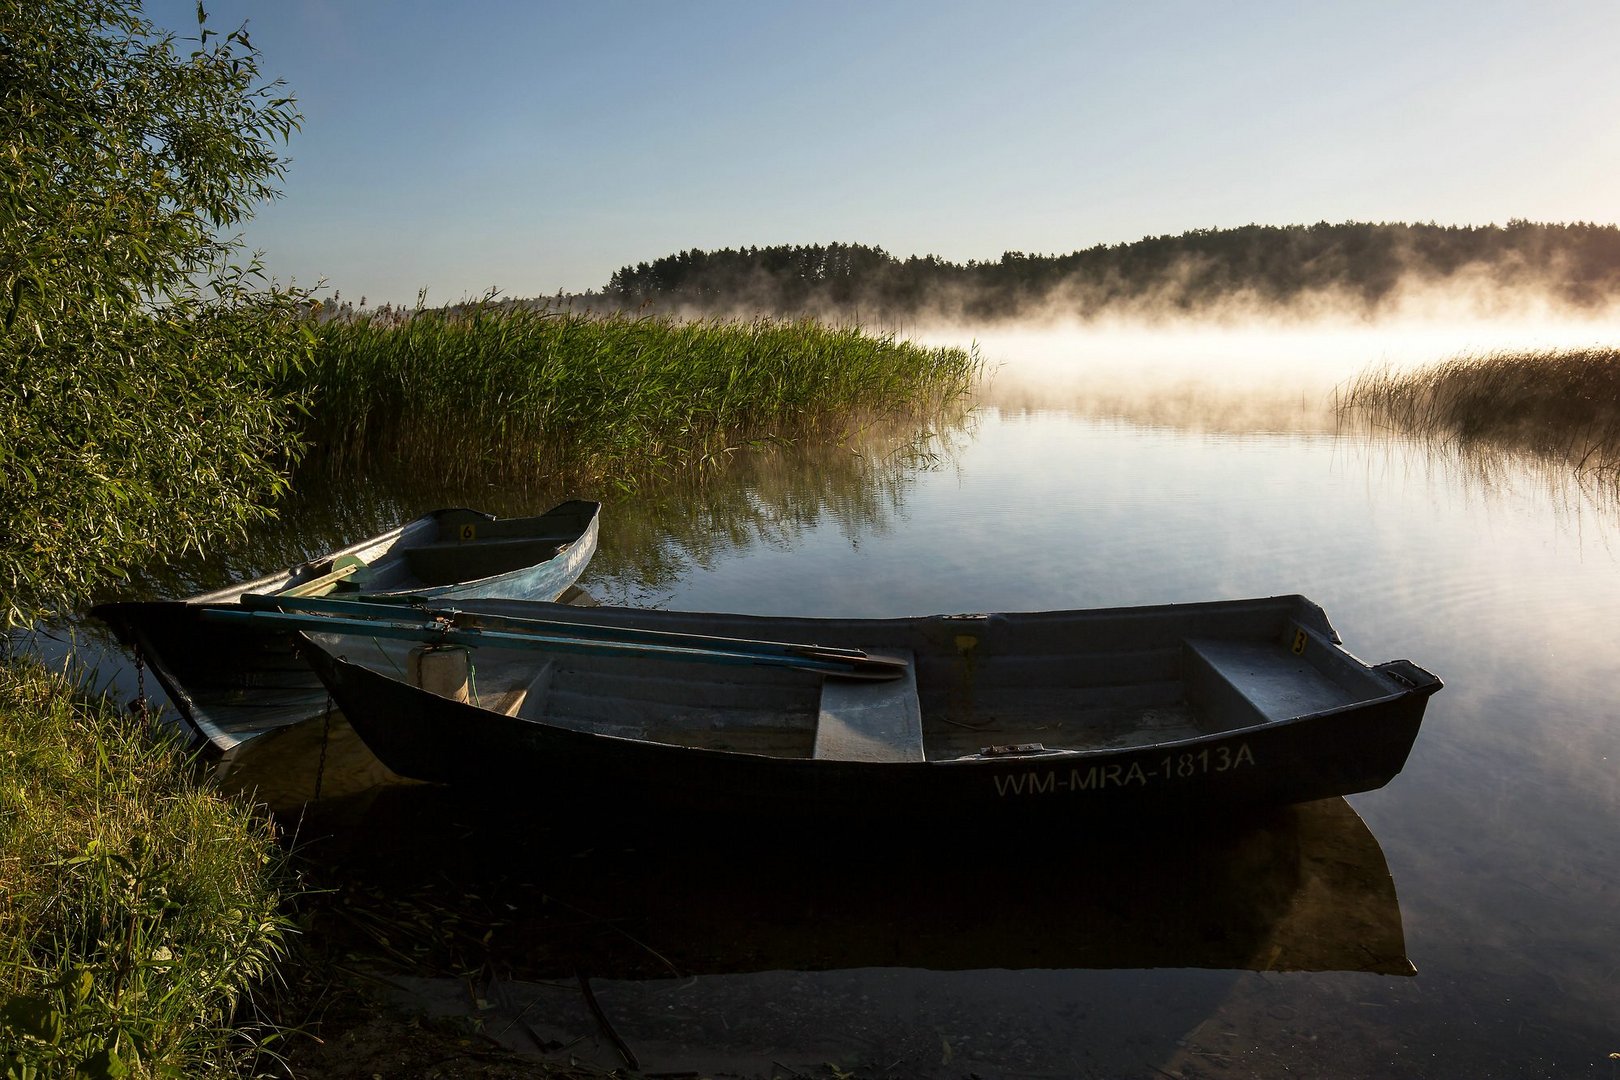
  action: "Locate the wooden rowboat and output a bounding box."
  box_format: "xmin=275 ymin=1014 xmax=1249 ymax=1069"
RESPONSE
xmin=92 ymin=500 xmax=600 ymax=755
xmin=186 ymin=500 xmax=602 ymax=605
xmin=283 ymin=592 xmax=1440 ymax=819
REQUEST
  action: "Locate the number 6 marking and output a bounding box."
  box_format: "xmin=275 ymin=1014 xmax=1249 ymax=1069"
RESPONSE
xmin=459 ymin=523 xmax=477 ymax=541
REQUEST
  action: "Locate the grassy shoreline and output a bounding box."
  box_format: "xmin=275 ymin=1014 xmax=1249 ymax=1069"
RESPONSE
xmin=0 ymin=656 xmax=289 ymax=1078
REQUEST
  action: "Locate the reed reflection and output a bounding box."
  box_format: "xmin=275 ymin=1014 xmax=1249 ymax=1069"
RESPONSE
xmin=84 ymin=406 xmax=974 ymax=609
xmin=578 ymin=408 xmax=976 ymax=606
xmin=1335 ymin=413 xmax=1620 ymax=534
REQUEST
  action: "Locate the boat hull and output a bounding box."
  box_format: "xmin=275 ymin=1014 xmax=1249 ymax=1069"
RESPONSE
xmin=314 ymin=655 xmax=1428 ymax=820
xmin=302 ymin=594 xmax=1442 ymax=822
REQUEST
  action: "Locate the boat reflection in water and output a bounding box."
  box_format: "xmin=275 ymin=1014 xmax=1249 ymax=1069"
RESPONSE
xmin=302 ymin=790 xmax=1411 ymax=1072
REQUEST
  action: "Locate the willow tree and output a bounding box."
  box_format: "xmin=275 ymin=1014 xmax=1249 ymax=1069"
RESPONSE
xmin=0 ymin=0 xmax=312 ymax=624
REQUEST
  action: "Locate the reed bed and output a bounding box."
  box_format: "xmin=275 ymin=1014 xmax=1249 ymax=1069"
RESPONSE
xmin=0 ymin=659 xmax=289 ymax=1078
xmin=296 ymin=305 xmax=981 ymax=487
xmin=1338 ymin=347 xmax=1620 ymax=477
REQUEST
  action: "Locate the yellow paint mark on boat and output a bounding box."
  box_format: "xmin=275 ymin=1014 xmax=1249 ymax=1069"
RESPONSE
xmin=951 ymin=635 xmax=980 ymax=717
xmin=1291 ymin=629 xmax=1308 ymax=654
xmin=458 ymin=523 xmax=477 ymax=541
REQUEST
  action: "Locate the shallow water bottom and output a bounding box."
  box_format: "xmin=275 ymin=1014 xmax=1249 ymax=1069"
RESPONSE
xmin=287 ymin=782 xmax=1420 ymax=1078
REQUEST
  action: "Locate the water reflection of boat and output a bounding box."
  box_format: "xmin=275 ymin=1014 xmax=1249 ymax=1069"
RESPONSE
xmin=293 ymin=593 xmax=1441 ymax=818
xmin=90 ymin=501 xmax=600 ymax=755
xmin=314 ymin=790 xmax=1413 ymax=978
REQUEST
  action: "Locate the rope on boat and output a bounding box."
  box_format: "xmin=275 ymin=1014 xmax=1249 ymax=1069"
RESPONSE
xmin=130 ymin=642 xmax=149 ymax=725
xmin=312 ymin=690 xmax=332 ymax=804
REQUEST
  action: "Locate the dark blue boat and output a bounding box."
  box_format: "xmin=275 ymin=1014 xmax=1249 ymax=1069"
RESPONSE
xmin=293 ymin=592 xmax=1441 ymax=821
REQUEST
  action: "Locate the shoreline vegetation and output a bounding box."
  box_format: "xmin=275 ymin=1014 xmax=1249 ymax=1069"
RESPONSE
xmin=1337 ymin=346 xmax=1620 ymax=481
xmin=299 ymin=302 xmax=981 ymax=487
xmin=4 ymin=3 xmax=313 ymax=1071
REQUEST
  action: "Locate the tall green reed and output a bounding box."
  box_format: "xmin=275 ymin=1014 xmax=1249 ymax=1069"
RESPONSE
xmin=296 ymin=305 xmax=981 ymax=489
xmin=1338 ymin=346 xmax=1620 ymax=478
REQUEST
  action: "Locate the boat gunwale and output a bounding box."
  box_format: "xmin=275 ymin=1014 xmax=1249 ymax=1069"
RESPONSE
xmin=299 ymin=590 xmax=1440 ymax=769
xmin=184 ymin=517 xmax=424 ymax=605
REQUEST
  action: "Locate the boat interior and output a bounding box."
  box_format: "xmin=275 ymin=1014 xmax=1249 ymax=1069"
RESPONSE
xmin=277 ymin=511 xmax=588 ymax=596
xmin=331 ymin=606 xmax=1407 ymax=762
xmin=350 ymin=534 xmax=579 ymax=591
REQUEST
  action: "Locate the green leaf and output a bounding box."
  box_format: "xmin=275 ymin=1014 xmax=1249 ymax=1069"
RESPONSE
xmin=4 ymin=1052 xmax=40 ymax=1080
xmin=77 ymin=1046 xmax=128 ymax=1080
xmin=59 ymin=967 xmax=95 ymax=1013
xmin=0 ymin=995 xmax=64 ymax=1044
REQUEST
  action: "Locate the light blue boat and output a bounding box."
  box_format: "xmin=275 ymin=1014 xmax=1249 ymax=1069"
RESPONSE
xmin=93 ymin=501 xmax=601 ymax=755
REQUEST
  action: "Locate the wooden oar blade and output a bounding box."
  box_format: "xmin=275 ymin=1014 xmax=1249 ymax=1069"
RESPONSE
xmin=815 ymin=656 xmax=910 ymax=681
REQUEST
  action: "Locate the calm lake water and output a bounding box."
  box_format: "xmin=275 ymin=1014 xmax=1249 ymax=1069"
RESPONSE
xmin=42 ymin=318 xmax=1620 ymax=1077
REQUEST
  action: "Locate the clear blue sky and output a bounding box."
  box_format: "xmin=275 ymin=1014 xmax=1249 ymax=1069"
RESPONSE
xmin=146 ymin=0 xmax=1620 ymax=307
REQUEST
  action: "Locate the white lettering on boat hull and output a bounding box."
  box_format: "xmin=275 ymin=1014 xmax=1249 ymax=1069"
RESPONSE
xmin=992 ymin=742 xmax=1255 ymax=797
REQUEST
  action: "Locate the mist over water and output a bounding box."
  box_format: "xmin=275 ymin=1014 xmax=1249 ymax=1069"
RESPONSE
xmin=912 ymin=290 xmax=1620 ymax=436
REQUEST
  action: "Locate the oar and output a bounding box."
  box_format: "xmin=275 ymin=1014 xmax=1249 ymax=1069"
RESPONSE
xmin=203 ymin=607 xmax=908 ymax=681
xmin=249 ymin=591 xmax=431 ymax=612
xmin=241 ymin=592 xmax=883 ymax=666
xmin=276 ymin=554 xmax=367 ymax=598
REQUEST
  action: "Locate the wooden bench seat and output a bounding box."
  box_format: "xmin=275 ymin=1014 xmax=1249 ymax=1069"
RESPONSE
xmin=813 ymin=650 xmax=924 ymax=762
xmin=1183 ymin=630 xmax=1386 ymax=730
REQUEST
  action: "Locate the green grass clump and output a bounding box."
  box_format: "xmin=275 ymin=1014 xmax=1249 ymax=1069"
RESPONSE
xmin=297 ymin=304 xmax=981 ymax=487
xmin=0 ymin=658 xmax=289 ymax=1078
xmin=1338 ymin=346 xmax=1620 ymax=475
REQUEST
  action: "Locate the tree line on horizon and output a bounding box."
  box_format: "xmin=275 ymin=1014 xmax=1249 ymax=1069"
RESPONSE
xmin=597 ymin=221 xmax=1620 ymax=320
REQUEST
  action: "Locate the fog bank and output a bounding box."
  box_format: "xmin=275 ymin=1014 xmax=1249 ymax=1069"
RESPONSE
xmin=911 ymin=292 xmax=1620 ymax=436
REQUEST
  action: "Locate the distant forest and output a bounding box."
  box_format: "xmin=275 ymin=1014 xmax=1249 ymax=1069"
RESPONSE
xmin=598 ymin=222 xmax=1620 ymax=321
